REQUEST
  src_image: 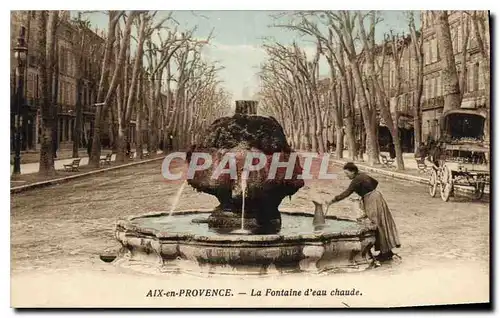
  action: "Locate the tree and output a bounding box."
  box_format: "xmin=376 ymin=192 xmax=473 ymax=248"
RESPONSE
xmin=325 ymin=11 xmax=381 ymax=165
xmin=407 ymin=11 xmax=424 ymax=152
xmin=367 ymin=29 xmax=405 ymax=169
xmin=37 ymin=11 xmax=59 ymax=175
xmin=470 ymin=11 xmax=490 ymax=142
xmin=431 ymin=11 xmax=461 ymax=113
xmin=89 ymin=10 xmax=124 ymax=167
xmin=70 ymin=13 xmax=103 ymax=158
xmin=259 ymin=42 xmax=322 ymax=152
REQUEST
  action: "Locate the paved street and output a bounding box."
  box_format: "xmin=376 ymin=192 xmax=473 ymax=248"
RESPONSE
xmin=14 ymin=149 xmax=163 ymax=175
xmin=11 ymin=157 xmax=489 ymax=275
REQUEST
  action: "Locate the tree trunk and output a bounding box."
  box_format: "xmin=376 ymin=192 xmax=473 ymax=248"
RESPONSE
xmin=73 ymin=77 xmax=83 ymax=158
xmin=413 ymin=71 xmax=423 ymax=152
xmin=51 ymin=32 xmax=60 ymax=161
xmin=90 ymin=12 xmax=121 ymax=167
xmin=38 ymin=11 xmax=57 ymax=176
xmin=433 ymin=11 xmax=461 ymax=113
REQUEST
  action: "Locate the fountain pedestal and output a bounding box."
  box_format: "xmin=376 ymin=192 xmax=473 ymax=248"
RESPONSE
xmin=186 ymin=100 xmax=304 ymax=234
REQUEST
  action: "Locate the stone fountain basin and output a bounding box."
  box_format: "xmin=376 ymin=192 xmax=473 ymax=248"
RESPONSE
xmin=114 ymin=209 xmax=377 ymax=275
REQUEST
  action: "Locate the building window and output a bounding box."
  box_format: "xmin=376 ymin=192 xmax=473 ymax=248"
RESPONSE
xmin=468 ymin=64 xmax=474 ymax=92
xmin=433 ymin=76 xmax=438 ymax=97
xmin=70 ymin=83 xmax=73 ymax=104
xmin=58 ymin=82 xmax=62 ymax=104
xmin=59 ymin=47 xmax=65 ymax=74
xmin=436 ymin=39 xmax=440 ymax=61
xmin=35 ymin=74 xmax=39 ymax=98
xmin=439 ymin=74 xmax=443 ymax=96
xmin=479 ymin=61 xmax=485 ymax=90
xmin=432 ymin=38 xmax=437 ymax=63
xmin=65 ymin=82 xmax=69 ymax=105
xmin=424 ymin=42 xmax=428 ymax=65
xmin=473 ymin=62 xmax=479 ymax=91
xmin=462 ymin=68 xmax=468 ymax=93
xmin=429 ymin=39 xmax=433 ymax=64
xmin=457 ymin=24 xmax=462 ymax=53
xmin=66 ymin=49 xmax=71 ymax=75
xmin=428 ymin=77 xmax=432 ymax=98
xmin=452 ymin=28 xmax=458 ymax=54
xmin=27 ymin=73 xmax=34 ymax=99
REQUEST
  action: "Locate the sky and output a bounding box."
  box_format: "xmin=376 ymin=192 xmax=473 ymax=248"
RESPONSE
xmin=74 ymin=10 xmax=420 ymax=101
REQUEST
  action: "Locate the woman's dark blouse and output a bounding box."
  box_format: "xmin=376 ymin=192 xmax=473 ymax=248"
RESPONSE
xmin=334 ymin=172 xmax=379 ymax=202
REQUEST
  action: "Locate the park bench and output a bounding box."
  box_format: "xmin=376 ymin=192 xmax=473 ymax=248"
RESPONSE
xmin=380 ymin=154 xmax=395 ymax=168
xmin=100 ymin=153 xmax=112 ymax=165
xmin=63 ymin=158 xmax=81 ymax=172
xmin=129 ymin=151 xmax=136 ymax=159
xmin=415 ymin=157 xmax=428 ymax=173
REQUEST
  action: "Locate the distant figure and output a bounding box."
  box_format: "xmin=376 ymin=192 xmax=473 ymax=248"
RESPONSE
xmin=415 ymin=142 xmax=427 ymax=160
xmin=326 ymin=140 xmax=334 ymax=153
xmin=169 ymin=134 xmax=174 ymax=151
xmin=429 ymin=141 xmax=443 ymax=167
xmin=52 ymin=130 xmax=58 ymax=159
xmin=126 ymin=140 xmax=131 ymax=157
xmin=388 ymin=143 xmax=396 ymax=159
xmin=87 ymin=136 xmax=93 ymax=158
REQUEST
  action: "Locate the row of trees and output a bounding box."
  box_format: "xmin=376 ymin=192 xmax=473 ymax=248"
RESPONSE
xmin=259 ymin=10 xmax=490 ymax=170
xmin=32 ymin=11 xmax=231 ymax=175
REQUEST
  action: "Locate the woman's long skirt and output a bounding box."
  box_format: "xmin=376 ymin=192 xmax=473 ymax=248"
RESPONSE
xmin=362 ymin=190 xmax=401 ymax=253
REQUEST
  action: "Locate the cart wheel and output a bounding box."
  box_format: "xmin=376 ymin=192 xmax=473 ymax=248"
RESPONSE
xmin=440 ymin=166 xmax=452 ymax=202
xmin=429 ymin=169 xmax=438 ymax=197
xmin=472 ymin=182 xmax=486 ymax=200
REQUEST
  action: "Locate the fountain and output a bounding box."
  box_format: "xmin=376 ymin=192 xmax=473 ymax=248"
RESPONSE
xmin=114 ymin=100 xmax=377 ymax=275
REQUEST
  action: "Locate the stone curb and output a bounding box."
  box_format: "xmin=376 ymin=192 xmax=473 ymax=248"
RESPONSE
xmin=330 ymin=159 xmax=428 ymax=185
xmin=330 ymin=159 xmax=490 ymax=195
xmin=10 ymin=156 xmax=166 ymax=194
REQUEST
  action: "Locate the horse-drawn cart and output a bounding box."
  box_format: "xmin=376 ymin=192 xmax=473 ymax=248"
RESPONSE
xmin=428 ymin=109 xmax=490 ymax=202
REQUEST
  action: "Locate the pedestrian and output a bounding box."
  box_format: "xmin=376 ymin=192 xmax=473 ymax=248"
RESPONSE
xmin=429 ymin=140 xmax=443 ymax=167
xmin=52 ymin=130 xmax=58 ymax=159
xmin=415 ymin=142 xmax=427 ymax=160
xmin=126 ymin=140 xmax=131 ymax=158
xmin=388 ymin=143 xmax=396 ymax=159
xmin=325 ymin=162 xmax=401 ymax=261
xmin=87 ymin=135 xmax=93 ymax=158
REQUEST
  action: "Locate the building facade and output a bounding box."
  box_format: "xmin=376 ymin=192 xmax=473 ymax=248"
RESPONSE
xmin=10 ymin=11 xmax=106 ymax=152
xmin=420 ymin=11 xmax=490 ymax=142
xmin=356 ymin=34 xmax=417 ymax=152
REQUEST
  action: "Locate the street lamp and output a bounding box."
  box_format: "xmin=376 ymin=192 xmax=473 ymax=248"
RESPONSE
xmin=13 ymin=26 xmax=28 ymax=175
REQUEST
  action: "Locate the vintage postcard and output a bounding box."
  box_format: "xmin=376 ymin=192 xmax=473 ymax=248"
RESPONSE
xmin=10 ymin=9 xmax=491 ymax=308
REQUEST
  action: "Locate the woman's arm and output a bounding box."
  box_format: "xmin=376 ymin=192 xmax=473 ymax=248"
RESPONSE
xmin=329 ymin=179 xmax=358 ymax=204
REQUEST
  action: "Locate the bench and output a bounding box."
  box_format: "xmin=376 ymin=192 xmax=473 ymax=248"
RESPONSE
xmin=100 ymin=153 xmax=112 ymax=165
xmin=415 ymin=157 xmax=428 ymax=173
xmin=129 ymin=151 xmax=136 ymax=159
xmin=380 ymin=154 xmax=395 ymax=168
xmin=63 ymin=158 xmax=81 ymax=172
